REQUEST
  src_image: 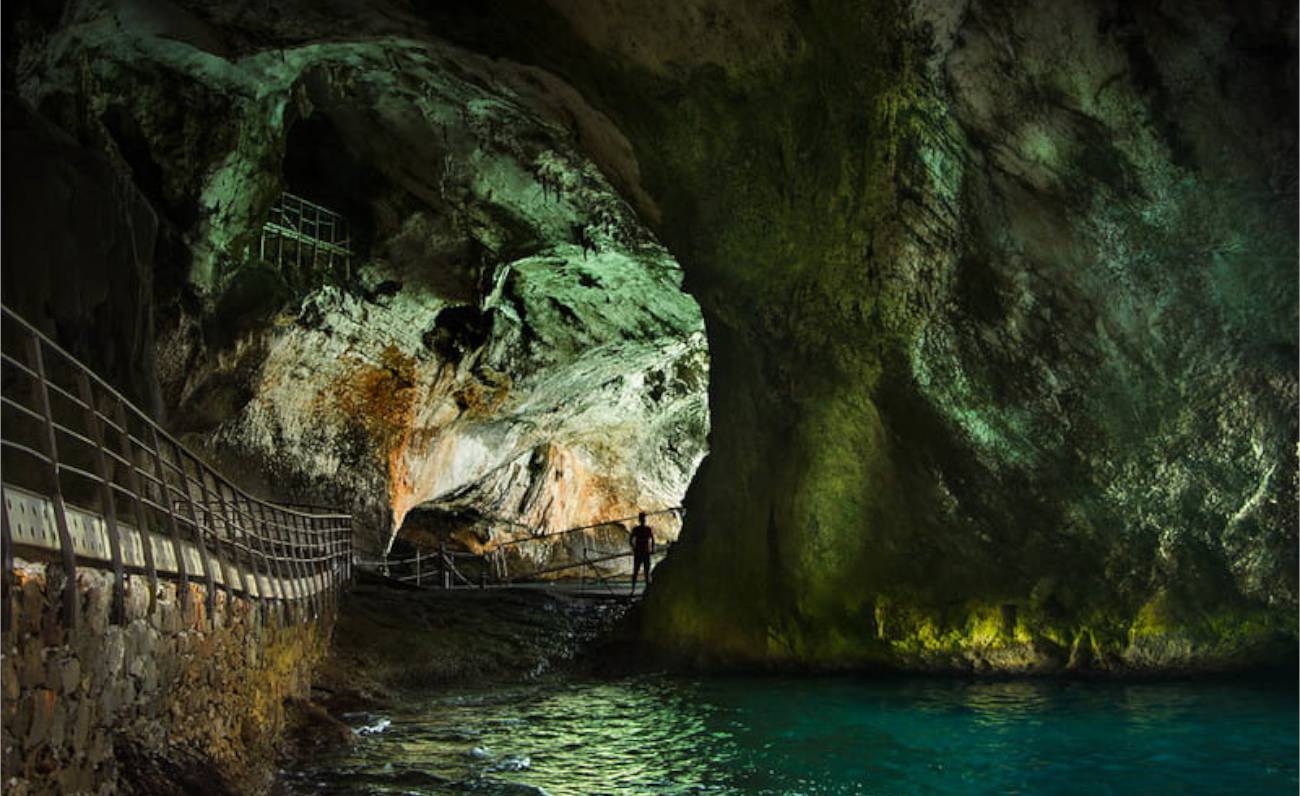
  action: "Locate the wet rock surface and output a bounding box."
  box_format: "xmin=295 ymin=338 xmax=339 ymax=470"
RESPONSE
xmin=315 ymin=573 xmax=630 ymax=704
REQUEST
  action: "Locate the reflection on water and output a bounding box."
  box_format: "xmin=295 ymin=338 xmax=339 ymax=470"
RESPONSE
xmin=279 ymin=676 xmax=1298 ymax=795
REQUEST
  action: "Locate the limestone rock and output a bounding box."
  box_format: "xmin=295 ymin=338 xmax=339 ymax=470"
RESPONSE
xmin=10 ymin=2 xmax=709 ymax=557
xmin=4 ymin=0 xmax=1295 ymax=674
xmin=403 ymin=0 xmax=1296 ymax=671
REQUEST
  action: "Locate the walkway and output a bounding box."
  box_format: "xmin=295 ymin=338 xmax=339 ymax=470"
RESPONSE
xmin=363 ymin=508 xmax=682 ymax=600
xmin=0 ymin=304 xmax=353 ymax=630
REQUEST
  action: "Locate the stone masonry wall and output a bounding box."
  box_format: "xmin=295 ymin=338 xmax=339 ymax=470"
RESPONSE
xmin=1 ymin=559 xmax=333 ymax=795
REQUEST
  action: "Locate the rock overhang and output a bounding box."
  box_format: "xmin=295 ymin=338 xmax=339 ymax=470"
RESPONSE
xmin=4 ymin=0 xmax=1296 ymax=673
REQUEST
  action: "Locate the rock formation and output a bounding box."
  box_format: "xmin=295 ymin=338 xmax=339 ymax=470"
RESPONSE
xmin=5 ymin=0 xmax=1295 ymax=673
xmin=5 ymin=0 xmax=709 ymax=557
xmin=423 ymin=0 xmax=1299 ymax=672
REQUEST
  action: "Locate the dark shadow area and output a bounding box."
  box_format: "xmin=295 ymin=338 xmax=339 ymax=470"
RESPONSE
xmin=423 ymin=305 xmax=491 ymax=364
xmin=282 ymin=112 xmax=379 ymax=255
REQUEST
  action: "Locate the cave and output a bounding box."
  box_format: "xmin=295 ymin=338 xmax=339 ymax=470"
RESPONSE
xmin=283 ymin=116 xmax=363 ymax=218
xmin=1 ymin=1 xmax=1296 ymax=793
xmin=279 ymin=112 xmax=376 ymax=254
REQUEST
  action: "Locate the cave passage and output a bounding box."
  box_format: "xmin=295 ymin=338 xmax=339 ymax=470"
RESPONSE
xmin=281 ymin=113 xmax=377 ymax=238
xmin=1 ymin=0 xmax=1296 ymax=793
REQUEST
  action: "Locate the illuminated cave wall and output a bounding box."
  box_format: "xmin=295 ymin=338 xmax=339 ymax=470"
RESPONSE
xmin=5 ymin=0 xmax=1296 ymax=672
xmin=420 ymin=0 xmax=1297 ymax=671
xmin=5 ymin=2 xmax=709 ymax=555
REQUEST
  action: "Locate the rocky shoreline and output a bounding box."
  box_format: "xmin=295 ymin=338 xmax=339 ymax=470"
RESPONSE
xmin=276 ymin=573 xmax=636 ymax=773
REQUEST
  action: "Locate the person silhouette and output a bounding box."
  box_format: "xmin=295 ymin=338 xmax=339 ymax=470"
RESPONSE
xmin=629 ymin=511 xmax=655 ymax=594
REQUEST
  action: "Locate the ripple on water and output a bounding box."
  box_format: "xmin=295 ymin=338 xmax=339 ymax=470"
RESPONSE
xmin=280 ymin=676 xmax=1299 ymax=796
xmin=356 ymin=717 xmax=392 ymax=735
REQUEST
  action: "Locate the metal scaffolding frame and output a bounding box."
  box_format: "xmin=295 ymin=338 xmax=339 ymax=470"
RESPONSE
xmin=258 ymin=192 xmax=353 ymax=283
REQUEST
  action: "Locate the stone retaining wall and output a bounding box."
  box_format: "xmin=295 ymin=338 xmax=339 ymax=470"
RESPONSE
xmin=1 ymin=559 xmax=334 ymax=795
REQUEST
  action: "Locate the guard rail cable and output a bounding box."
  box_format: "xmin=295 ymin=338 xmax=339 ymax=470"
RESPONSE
xmin=0 ymin=304 xmax=354 ymax=632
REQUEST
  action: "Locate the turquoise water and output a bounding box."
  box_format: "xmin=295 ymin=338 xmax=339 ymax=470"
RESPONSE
xmin=280 ymin=676 xmax=1298 ymax=795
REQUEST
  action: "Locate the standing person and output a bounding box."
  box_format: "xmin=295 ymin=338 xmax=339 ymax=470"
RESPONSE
xmin=629 ymin=512 xmax=655 ymax=595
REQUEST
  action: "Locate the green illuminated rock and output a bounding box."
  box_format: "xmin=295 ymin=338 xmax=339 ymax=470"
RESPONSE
xmin=420 ymin=0 xmax=1298 ymax=672
xmin=8 ymin=3 xmax=708 ymax=556
xmin=6 ymin=0 xmax=1295 ymax=672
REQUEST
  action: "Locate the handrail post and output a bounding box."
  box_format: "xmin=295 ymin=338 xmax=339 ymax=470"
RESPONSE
xmin=310 ymin=515 xmax=324 ymax=613
xmin=241 ymin=494 xmax=279 ymax=616
xmin=345 ymin=520 xmax=353 ymax=587
xmin=286 ymin=510 xmax=305 ymax=617
xmin=190 ymin=454 xmax=233 ymax=620
xmin=332 ymin=518 xmax=341 ymax=608
xmin=441 ymin=543 xmax=449 ymax=590
xmin=75 ymin=372 xmax=126 ymax=625
xmin=211 ymin=479 xmax=251 ymax=604
xmin=302 ymin=513 xmax=316 ymax=615
xmin=311 ymin=515 xmax=325 ymax=617
xmin=284 ymin=508 xmax=308 ymax=615
xmin=330 ymin=520 xmax=340 ymax=606
xmin=258 ymin=502 xmax=297 ymax=619
xmin=295 ymin=512 xmax=321 ymax=619
xmin=280 ymin=504 xmax=303 ymax=618
xmin=319 ymin=518 xmax=329 ymax=610
xmin=147 ymin=427 xmax=192 ymax=616
xmin=305 ymin=515 xmax=322 ymax=618
xmin=327 ymin=519 xmax=336 ymax=594
xmin=261 ymin=503 xmax=286 ymax=620
xmin=333 ymin=520 xmax=340 ymax=591
xmin=170 ymin=444 xmax=218 ymax=629
xmin=321 ymin=518 xmax=330 ymax=596
xmin=112 ymin=401 xmax=158 ymax=613
xmin=26 ymin=336 xmax=79 ymax=628
xmin=236 ymin=496 xmax=261 ymax=609
xmin=269 ymin=502 xmax=292 ymax=619
xmin=415 ymin=548 xmax=421 ymax=587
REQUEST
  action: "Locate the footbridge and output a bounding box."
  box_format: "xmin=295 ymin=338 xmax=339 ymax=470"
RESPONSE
xmin=0 ymin=303 xmax=356 ymax=792
xmin=0 ymin=304 xmax=353 ymax=629
xmin=362 ymin=507 xmax=683 ymax=599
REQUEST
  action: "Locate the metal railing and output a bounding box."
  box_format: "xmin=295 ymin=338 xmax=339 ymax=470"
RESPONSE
xmin=258 ymin=192 xmax=353 ymax=283
xmin=372 ymin=544 xmax=672 ymax=598
xmin=490 ymin=507 xmax=683 ymax=548
xmin=368 ymin=507 xmax=682 ymax=597
xmin=0 ymin=305 xmax=353 ymax=631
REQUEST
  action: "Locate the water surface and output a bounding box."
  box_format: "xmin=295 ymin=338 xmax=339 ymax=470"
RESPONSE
xmin=280 ymin=676 xmax=1297 ymax=795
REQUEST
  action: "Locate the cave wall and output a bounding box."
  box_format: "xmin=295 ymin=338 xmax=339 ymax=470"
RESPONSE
xmin=620 ymin=0 xmax=1296 ymax=671
xmin=410 ymin=0 xmax=1298 ymax=671
xmin=5 ymin=0 xmax=1295 ymax=672
xmin=1 ymin=95 xmax=159 ymax=412
xmin=5 ymin=0 xmax=709 ymax=555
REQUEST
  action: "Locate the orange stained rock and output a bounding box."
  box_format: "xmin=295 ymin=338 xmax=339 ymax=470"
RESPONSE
xmin=334 ymin=345 xmax=420 ymax=446
xmin=450 ymin=367 xmax=511 ymax=418
xmin=34 ymin=687 xmax=57 ymax=723
xmin=333 ymin=345 xmax=423 ymax=529
xmin=13 ymin=567 xmax=46 ymax=588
